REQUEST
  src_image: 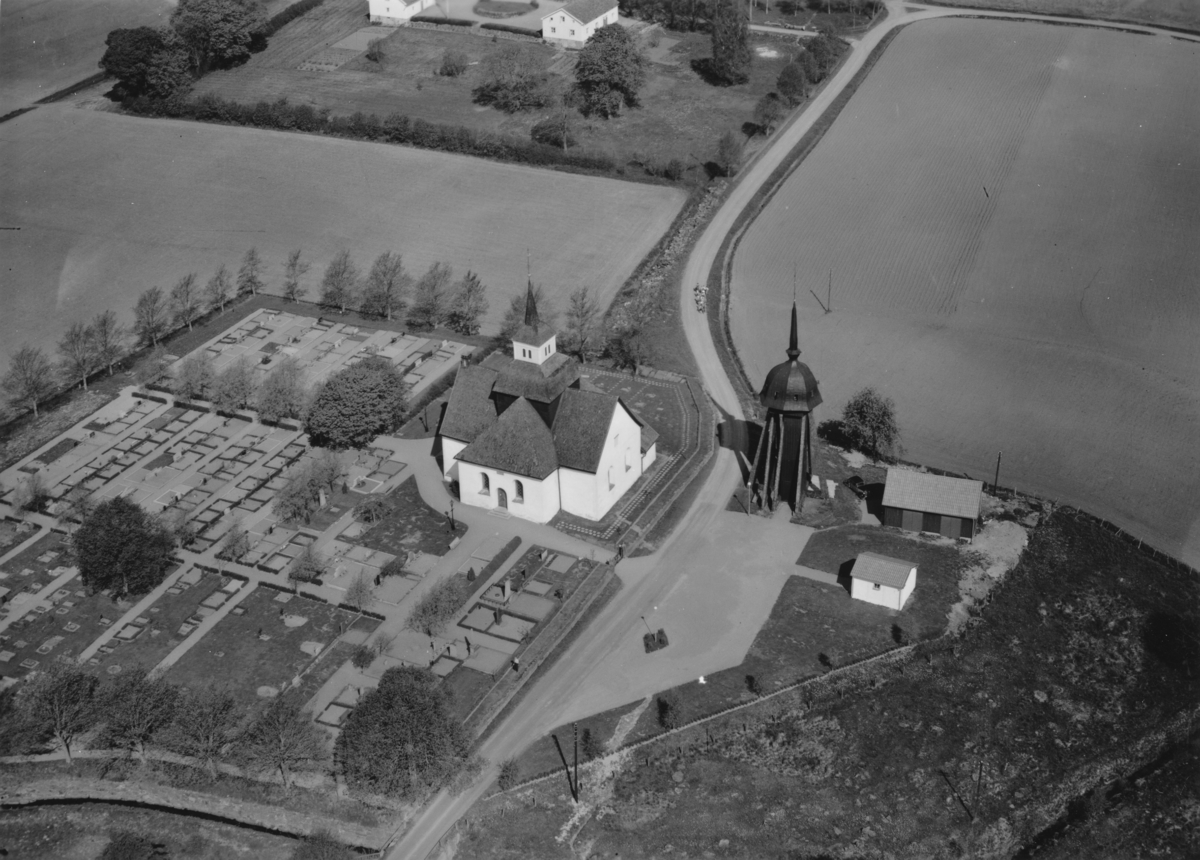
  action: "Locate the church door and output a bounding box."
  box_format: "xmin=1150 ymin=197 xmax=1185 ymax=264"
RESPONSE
xmin=497 ymin=488 xmax=508 ymax=509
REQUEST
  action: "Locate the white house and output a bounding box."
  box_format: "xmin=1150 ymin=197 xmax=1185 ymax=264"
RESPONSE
xmin=541 ymin=0 xmax=620 ymax=49
xmin=437 ymin=283 xmax=657 ymax=524
xmin=368 ymin=0 xmax=438 ymax=25
xmin=850 ymin=552 xmax=917 ymax=611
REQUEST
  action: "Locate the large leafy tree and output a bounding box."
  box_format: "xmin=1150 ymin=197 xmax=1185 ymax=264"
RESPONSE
xmin=445 ymin=271 xmax=488 ymax=336
xmin=99 ymin=26 xmax=192 ymax=99
xmin=473 ymin=44 xmax=555 ymax=113
xmin=776 ymin=59 xmax=809 ymax=106
xmin=574 ymin=24 xmax=646 ymax=118
xmin=170 ymin=0 xmax=263 ymax=75
xmin=841 ymin=386 xmax=900 ymax=460
xmin=709 ymin=0 xmax=751 ymax=85
xmin=319 ymin=250 xmax=360 ymax=314
xmin=359 ymin=252 xmax=409 ymax=321
xmin=74 ymin=496 xmax=175 ymax=597
xmin=211 ymin=357 xmax=256 ymax=413
xmin=174 ymin=351 xmax=215 ymax=401
xmin=305 ymin=357 xmax=407 ymax=449
xmin=407 ymin=262 xmax=453 ymax=331
xmin=2 ymin=345 xmax=56 ymax=417
xmin=19 ymin=664 xmax=99 ymax=764
xmin=336 ymin=667 xmax=469 ymax=796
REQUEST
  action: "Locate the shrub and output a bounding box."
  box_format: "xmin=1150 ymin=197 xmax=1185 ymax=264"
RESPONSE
xmin=411 ymin=14 xmax=475 ymax=26
xmin=351 ymin=645 xmax=375 ymax=669
xmin=531 ymin=114 xmax=576 ymax=149
xmin=407 ymin=578 xmax=465 ymax=637
xmin=100 ymin=830 xmax=162 ymax=860
xmin=497 ymin=758 xmax=520 ymax=789
xmin=479 ymin=22 xmax=543 ymax=37
xmin=440 ymin=48 xmax=469 ymax=77
xmin=840 ymin=386 xmax=900 ymax=460
xmin=656 ymin=690 xmax=683 ymax=729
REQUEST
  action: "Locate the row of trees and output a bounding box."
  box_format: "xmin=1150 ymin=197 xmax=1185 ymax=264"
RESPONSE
xmin=7 ymin=662 xmax=324 ymax=788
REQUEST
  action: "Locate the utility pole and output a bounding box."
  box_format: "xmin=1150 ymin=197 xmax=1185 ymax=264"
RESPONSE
xmin=573 ymin=722 xmax=579 ymax=801
xmin=993 ymin=451 xmax=1002 ymax=494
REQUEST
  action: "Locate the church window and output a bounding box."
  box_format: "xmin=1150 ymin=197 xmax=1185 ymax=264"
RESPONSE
xmin=872 ymin=583 xmax=881 ymax=591
xmin=481 ymin=473 xmax=490 ymax=495
xmin=515 ymin=480 xmax=524 ymax=502
xmin=625 ymin=449 xmax=632 ymax=472
xmin=608 ymin=467 xmax=614 ymax=490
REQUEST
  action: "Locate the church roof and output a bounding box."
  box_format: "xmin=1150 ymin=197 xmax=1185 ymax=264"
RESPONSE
xmin=551 ymin=388 xmax=619 ymax=473
xmin=456 ymin=398 xmax=559 ymax=480
xmin=760 ymin=301 xmax=822 ymax=413
xmin=438 ymin=365 xmax=499 ymax=443
xmin=483 ymin=351 xmax=579 ymax=403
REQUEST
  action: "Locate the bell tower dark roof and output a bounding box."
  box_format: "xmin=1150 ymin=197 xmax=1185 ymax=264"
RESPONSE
xmin=512 ymin=279 xmax=556 ymax=350
xmin=759 ymin=302 xmax=822 ymax=413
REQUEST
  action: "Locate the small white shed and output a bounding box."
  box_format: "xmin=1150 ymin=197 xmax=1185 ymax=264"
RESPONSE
xmin=850 ymin=552 xmax=916 ymax=611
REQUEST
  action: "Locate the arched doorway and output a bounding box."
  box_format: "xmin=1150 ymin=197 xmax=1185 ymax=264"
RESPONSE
xmin=497 ymin=488 xmax=508 ymax=509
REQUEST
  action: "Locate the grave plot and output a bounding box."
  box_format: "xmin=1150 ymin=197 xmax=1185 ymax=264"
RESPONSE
xmin=87 ymin=567 xmax=227 ymax=676
xmin=0 ymin=577 xmax=124 ymax=680
xmin=258 ymin=530 xmax=319 ymax=575
xmin=163 ymin=586 xmax=378 ymax=710
xmin=321 ymin=541 xmax=395 ymax=591
xmin=0 ymin=531 xmax=75 ymax=617
xmin=0 ymin=520 xmax=30 ymax=553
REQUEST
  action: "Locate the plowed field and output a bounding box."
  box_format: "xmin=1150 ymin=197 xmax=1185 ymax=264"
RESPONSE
xmin=731 ymin=19 xmax=1200 ymax=566
xmin=0 ymin=106 xmax=684 ymax=369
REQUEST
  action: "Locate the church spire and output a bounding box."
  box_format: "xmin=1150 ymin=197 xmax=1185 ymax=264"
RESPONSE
xmin=524 ymin=278 xmax=540 ymax=332
xmin=786 ymin=300 xmax=800 ymax=361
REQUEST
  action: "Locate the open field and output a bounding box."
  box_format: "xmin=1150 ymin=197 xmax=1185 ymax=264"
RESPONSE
xmin=0 ymin=105 xmax=685 ymax=377
xmin=192 ymin=0 xmax=799 ymax=170
xmin=0 ymin=0 xmax=171 ymax=116
xmin=730 ymin=18 xmax=1200 ymax=567
xmin=933 ymin=0 xmax=1200 ymax=33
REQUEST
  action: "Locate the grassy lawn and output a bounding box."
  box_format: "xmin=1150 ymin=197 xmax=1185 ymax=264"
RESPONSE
xmin=164 ymin=587 xmax=377 ymax=713
xmin=353 ymin=477 xmax=460 ymax=557
xmin=464 ymin=510 xmax=1200 ymax=858
xmin=510 ymin=697 xmax=645 ymax=782
xmin=442 ymin=663 xmax=498 ymax=724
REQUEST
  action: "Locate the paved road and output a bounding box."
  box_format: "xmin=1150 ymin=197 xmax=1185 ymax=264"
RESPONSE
xmin=388 ymin=3 xmax=1200 ymax=857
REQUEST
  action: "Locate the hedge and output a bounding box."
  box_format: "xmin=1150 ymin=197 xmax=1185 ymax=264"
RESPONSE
xmin=258 ymin=0 xmax=328 ymax=37
xmin=411 ymin=14 xmax=476 ymax=26
xmin=479 ymin=22 xmax=542 ymax=37
xmin=122 ymin=94 xmax=642 ymax=179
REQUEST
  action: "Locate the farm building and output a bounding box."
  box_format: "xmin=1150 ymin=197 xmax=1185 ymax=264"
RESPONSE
xmin=850 ymin=552 xmax=917 ymax=610
xmin=881 ymin=468 xmax=983 ymax=541
xmin=542 ymin=0 xmax=620 ymax=49
xmin=368 ymin=0 xmax=437 ymax=24
xmin=437 ymin=282 xmax=657 ymax=524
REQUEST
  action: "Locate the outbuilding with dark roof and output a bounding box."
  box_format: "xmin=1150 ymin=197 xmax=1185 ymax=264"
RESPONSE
xmin=881 ymin=468 xmax=983 ymax=541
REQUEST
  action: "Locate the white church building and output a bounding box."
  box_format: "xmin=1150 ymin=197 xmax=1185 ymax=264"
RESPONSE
xmin=437 ymin=284 xmax=657 ymax=524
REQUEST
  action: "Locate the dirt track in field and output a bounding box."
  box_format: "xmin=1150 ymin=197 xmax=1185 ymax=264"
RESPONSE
xmin=730 ymin=18 xmax=1200 ymax=567
xmin=0 ymin=106 xmax=685 ymax=370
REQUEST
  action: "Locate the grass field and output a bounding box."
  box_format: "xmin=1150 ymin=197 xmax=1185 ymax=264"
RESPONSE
xmin=0 ymin=0 xmax=172 ymax=116
xmin=932 ymin=0 xmax=1200 ymax=33
xmin=730 ymin=18 xmax=1200 ymax=568
xmin=0 ymin=105 xmax=685 ymax=377
xmin=192 ymin=0 xmax=798 ymax=172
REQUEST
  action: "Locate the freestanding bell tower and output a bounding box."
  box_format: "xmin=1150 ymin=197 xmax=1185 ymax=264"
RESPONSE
xmin=747 ymin=301 xmax=822 ymax=513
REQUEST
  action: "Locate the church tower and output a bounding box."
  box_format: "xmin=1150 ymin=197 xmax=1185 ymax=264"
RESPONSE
xmin=511 ymin=280 xmax=557 ymax=366
xmin=747 ymin=302 xmax=822 ymax=513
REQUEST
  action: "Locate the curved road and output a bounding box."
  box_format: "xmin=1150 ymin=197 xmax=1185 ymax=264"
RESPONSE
xmin=388 ymin=4 xmax=1200 ymax=857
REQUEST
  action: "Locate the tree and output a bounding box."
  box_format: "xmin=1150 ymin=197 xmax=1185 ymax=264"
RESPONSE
xmin=574 ymin=24 xmax=646 ymax=118
xmin=754 ymin=92 xmax=784 ymax=134
xmin=841 ymin=386 xmax=900 ymax=460
xmin=100 ymin=831 xmax=164 ymax=860
xmin=656 ymin=690 xmax=682 ymax=729
xmin=170 ymin=273 xmax=204 ymax=332
xmin=60 ymin=486 xmax=96 ymax=532
xmin=305 ymin=358 xmax=407 ymax=449
xmin=275 ymin=464 xmax=322 ymax=525
xmin=2 ymin=345 xmax=57 ymax=417
xmin=19 ymin=664 xmax=99 ymax=764
xmin=354 ymin=496 xmax=392 ymax=525
xmin=531 ymin=111 xmax=576 ymax=150
xmin=57 ymin=321 xmax=99 ymax=391
xmin=134 ymin=287 xmax=171 ymax=347
xmin=99 ymin=26 xmax=191 ymax=99
xmin=776 ymin=59 xmax=809 ymax=106
xmin=174 ymin=351 xmax=215 ymax=401
xmin=446 ymin=271 xmax=488 ymax=336
xmin=319 ymin=250 xmax=360 ymax=314
xmin=239 ymin=695 xmax=326 ymax=789
xmin=171 ymin=0 xmax=264 ymax=75
xmin=710 ymin=0 xmax=751 ymax=85
xmin=310 ymin=448 xmax=348 ymax=495
xmin=237 ymin=247 xmax=265 ymax=296
xmin=100 ymin=669 xmax=179 ymax=763
xmin=335 ymin=666 xmax=469 ymax=796
xmin=407 ymin=262 xmax=452 ymax=331
xmin=256 ymin=356 xmax=306 ymax=423
xmin=205 ymin=264 xmax=233 ymax=315
xmin=499 ymin=284 xmax=556 ymax=341
xmin=74 ymin=496 xmax=176 ymax=597
xmin=607 ymin=323 xmax=652 ymax=371
xmin=292 ymin=831 xmax=355 ymax=860
xmin=360 ymin=252 xmax=409 ymax=321
xmin=90 ymin=310 xmax=129 ymax=376
xmin=219 ymin=517 xmax=251 ymax=561
xmin=345 ymin=573 xmax=373 ymax=613
xmin=170 ymin=685 xmax=238 ymax=777
xmin=160 ymin=505 xmax=199 ymax=549
xmin=134 ymin=345 xmax=172 ymax=391
xmin=13 ymin=472 xmax=51 ymax=517
xmin=497 ymin=758 xmax=520 ymax=790
xmin=439 ymin=49 xmax=468 ymax=78
xmin=407 ymin=578 xmax=463 ymax=637
xmin=282 ymin=249 xmax=310 ymax=302
xmin=210 ymin=357 xmax=256 ymax=413
xmin=563 ymin=285 xmax=600 ymax=359
xmin=473 ymin=44 xmax=554 ymax=113
xmin=715 ymin=129 xmax=744 ymax=177
xmin=289 ymin=544 xmax=326 ymax=588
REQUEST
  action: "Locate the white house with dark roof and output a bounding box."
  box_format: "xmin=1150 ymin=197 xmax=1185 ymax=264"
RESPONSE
xmin=542 ymin=0 xmax=620 ymax=49
xmin=881 ymin=468 xmax=983 ymax=542
xmin=368 ymin=0 xmax=437 ymax=24
xmin=437 ymin=282 xmax=656 ymax=523
xmin=850 ymin=552 xmax=917 ymax=610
